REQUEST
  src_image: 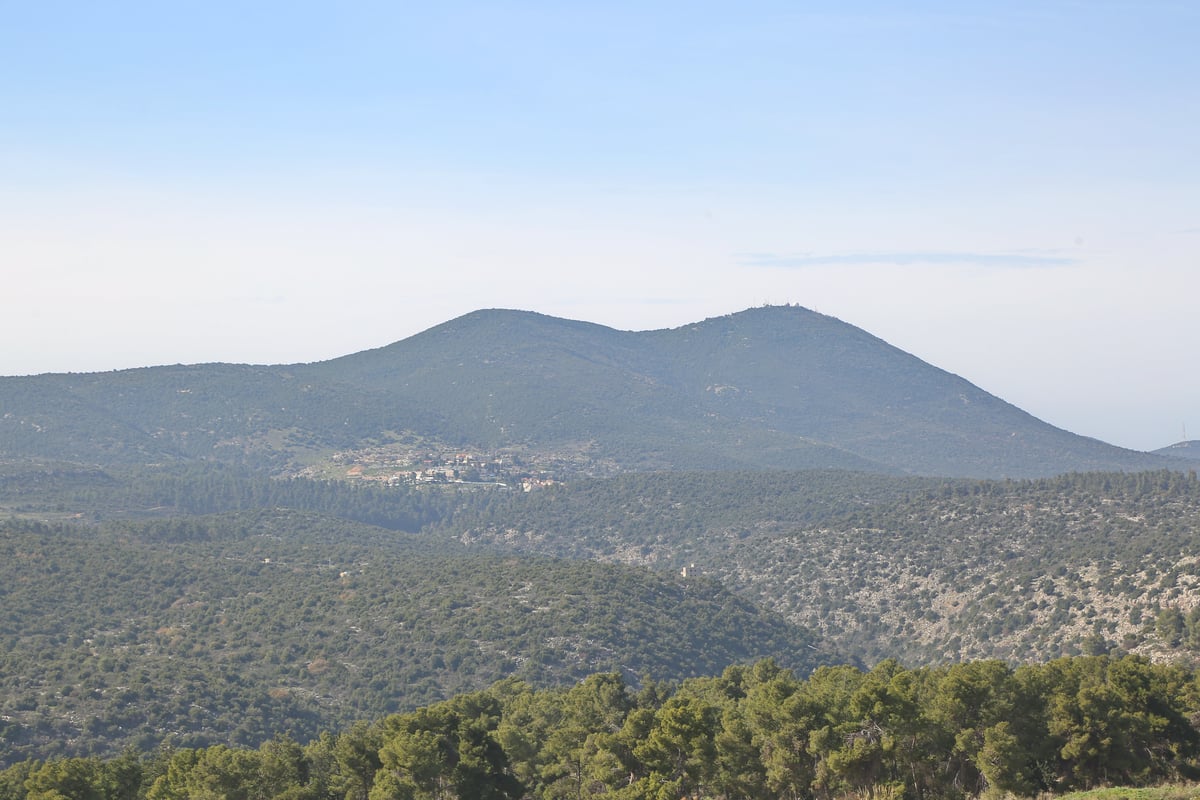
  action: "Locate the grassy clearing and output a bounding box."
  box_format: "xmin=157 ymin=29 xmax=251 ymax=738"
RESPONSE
xmin=1048 ymin=786 xmax=1200 ymax=800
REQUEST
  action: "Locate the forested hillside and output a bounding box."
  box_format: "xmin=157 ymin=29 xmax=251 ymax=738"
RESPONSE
xmin=9 ymin=461 xmax=1200 ymax=768
xmin=6 ymin=453 xmax=1200 ymax=777
xmin=0 ymin=508 xmax=826 ymax=766
xmin=0 ymin=461 xmax=457 ymax=530
xmin=447 ymin=469 xmax=1200 ymax=664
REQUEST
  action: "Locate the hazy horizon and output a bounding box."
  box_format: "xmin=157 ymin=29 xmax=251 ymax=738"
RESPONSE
xmin=2 ymin=2 xmax=1196 ymax=452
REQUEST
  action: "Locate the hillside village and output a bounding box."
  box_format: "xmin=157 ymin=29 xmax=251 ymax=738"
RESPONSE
xmin=304 ymin=441 xmax=614 ymax=490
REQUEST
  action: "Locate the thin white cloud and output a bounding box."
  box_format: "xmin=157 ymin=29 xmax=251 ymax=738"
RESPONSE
xmin=741 ymin=251 xmax=1079 ymax=269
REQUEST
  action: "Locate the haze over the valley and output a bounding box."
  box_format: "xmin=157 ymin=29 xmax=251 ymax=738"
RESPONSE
xmin=1 ymin=2 xmax=1196 ymax=452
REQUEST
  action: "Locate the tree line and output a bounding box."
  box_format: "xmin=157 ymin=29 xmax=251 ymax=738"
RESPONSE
xmin=3 ymin=653 xmax=1200 ymax=800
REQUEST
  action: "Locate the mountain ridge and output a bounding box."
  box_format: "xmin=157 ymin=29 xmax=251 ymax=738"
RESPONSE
xmin=0 ymin=306 xmax=1179 ymax=478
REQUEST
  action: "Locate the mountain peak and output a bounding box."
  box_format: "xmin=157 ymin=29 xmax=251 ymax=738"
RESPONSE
xmin=1154 ymin=441 xmax=1200 ymax=461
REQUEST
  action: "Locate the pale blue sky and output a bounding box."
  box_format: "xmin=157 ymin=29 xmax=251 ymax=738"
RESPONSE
xmin=2 ymin=1 xmax=1196 ymax=450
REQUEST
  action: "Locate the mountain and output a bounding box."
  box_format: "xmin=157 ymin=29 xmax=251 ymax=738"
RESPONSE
xmin=1155 ymin=440 xmax=1200 ymax=461
xmin=0 ymin=306 xmax=1176 ymax=478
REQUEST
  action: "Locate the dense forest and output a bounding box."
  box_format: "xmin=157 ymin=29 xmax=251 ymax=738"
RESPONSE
xmin=7 ymin=462 xmax=1200 ymax=787
xmin=2 ymin=655 xmax=1199 ymax=799
xmin=448 ymin=469 xmax=1200 ymax=663
xmin=0 ymin=509 xmax=825 ymax=766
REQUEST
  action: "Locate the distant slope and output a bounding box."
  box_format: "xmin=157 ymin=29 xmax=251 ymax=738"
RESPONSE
xmin=1155 ymin=440 xmax=1200 ymax=461
xmin=0 ymin=363 xmax=444 ymax=466
xmin=0 ymin=306 xmax=1177 ymax=477
xmin=303 ymin=306 xmax=1171 ymax=477
xmin=637 ymin=307 xmax=1166 ymax=477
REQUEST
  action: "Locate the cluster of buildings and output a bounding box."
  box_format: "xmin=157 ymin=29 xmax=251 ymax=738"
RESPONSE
xmin=337 ymin=449 xmax=556 ymax=490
